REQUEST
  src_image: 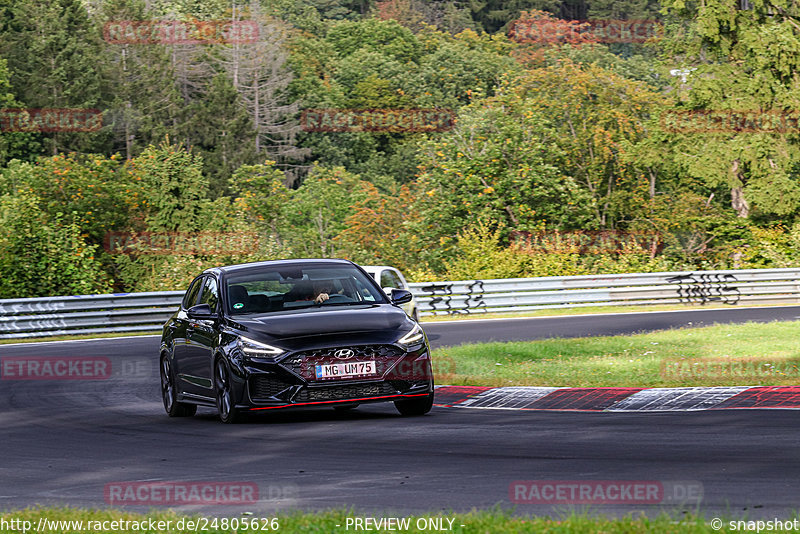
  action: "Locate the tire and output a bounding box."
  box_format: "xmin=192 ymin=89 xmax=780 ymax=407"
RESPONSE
xmin=160 ymin=355 xmax=196 ymax=417
xmin=214 ymin=358 xmax=242 ymax=424
xmin=395 ymin=392 xmax=433 ymax=416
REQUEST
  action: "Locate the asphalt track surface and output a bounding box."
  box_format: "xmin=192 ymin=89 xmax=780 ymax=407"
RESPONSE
xmin=2 ymin=306 xmax=800 ymax=520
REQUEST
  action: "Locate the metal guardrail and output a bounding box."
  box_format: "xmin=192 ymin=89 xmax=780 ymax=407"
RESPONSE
xmin=1 ymin=268 xmax=799 ymax=339
xmin=0 ymin=291 xmax=184 ymax=339
xmin=409 ymin=268 xmax=800 ymax=316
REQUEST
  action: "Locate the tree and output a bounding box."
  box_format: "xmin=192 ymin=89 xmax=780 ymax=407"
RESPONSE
xmin=0 ymin=56 xmax=42 ymax=164
xmin=375 ymin=0 xmax=477 ymax=34
xmin=214 ymin=7 xmax=308 ymax=183
xmin=228 ymin=160 xmax=291 ymax=231
xmin=466 ymin=0 xmax=560 ymax=34
xmin=182 ymin=73 xmax=257 ymax=196
xmin=0 ymin=153 xmax=131 ymax=244
xmin=335 ymin=180 xmax=421 ymax=269
xmin=0 ymin=0 xmax=108 ymax=155
xmin=96 ymin=0 xmax=185 ymax=161
xmin=659 ymin=0 xmax=800 ymax=219
xmin=126 ymin=141 xmax=216 ymax=232
xmin=516 ymin=60 xmax=671 ymax=227
xmin=415 ymin=82 xmax=594 ymax=269
xmin=0 ymin=191 xmax=112 ymax=298
xmin=279 ymin=165 xmax=366 ymax=257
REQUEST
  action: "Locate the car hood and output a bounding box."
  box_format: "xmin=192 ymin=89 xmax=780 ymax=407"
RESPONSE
xmin=232 ymin=305 xmax=409 ymax=339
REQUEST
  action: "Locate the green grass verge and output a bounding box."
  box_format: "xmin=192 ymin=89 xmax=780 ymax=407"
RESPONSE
xmin=432 ymin=320 xmax=800 ymax=388
xmin=422 ymin=302 xmax=795 ymax=322
xmin=0 ymin=507 xmax=739 ymax=533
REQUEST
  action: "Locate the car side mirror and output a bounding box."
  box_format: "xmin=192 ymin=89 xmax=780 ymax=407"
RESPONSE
xmin=390 ymin=289 xmax=412 ymax=305
xmin=187 ymin=303 xmax=217 ymax=320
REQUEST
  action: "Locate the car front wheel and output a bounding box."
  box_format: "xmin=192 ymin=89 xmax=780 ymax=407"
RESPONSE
xmin=160 ymin=356 xmax=196 ymax=417
xmin=214 ymin=359 xmax=242 ymax=424
xmin=395 ymin=391 xmax=433 ymax=416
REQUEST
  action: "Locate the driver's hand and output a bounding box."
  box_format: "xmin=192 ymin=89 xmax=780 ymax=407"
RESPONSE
xmin=314 ymin=293 xmax=329 ymax=304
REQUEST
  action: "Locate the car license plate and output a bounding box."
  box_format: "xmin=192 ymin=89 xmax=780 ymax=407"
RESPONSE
xmin=315 ymin=361 xmax=377 ymax=379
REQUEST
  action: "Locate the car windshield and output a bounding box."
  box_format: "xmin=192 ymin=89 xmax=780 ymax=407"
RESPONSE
xmin=225 ymin=264 xmax=386 ymax=315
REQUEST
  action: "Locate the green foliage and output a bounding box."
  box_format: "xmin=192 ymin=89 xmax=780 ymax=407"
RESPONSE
xmin=437 ymin=221 xmax=675 ymax=280
xmin=182 ymin=74 xmax=258 ymax=196
xmin=0 ymin=56 xmax=41 ymax=164
xmin=111 ymin=143 xmax=254 ymax=291
xmin=0 ymin=192 xmax=112 ymax=298
xmin=415 ymin=77 xmax=594 ymax=269
xmin=229 ymin=161 xmax=291 ymax=227
xmin=744 ymin=224 xmax=800 ymax=268
xmin=467 ymin=0 xmax=559 ymax=34
xmin=4 ymin=0 xmax=800 ymax=297
xmin=279 ymin=165 xmax=367 ymax=257
xmin=292 ymin=19 xmax=521 ymax=187
xmin=334 ymin=180 xmax=421 ymax=270
xmin=659 ymin=0 xmax=800 ymax=218
xmin=127 ymin=141 xmax=214 ymax=232
xmin=414 ymin=29 xmax=520 ymax=108
xmin=326 ymin=18 xmax=421 ymax=62
xmin=0 ymin=153 xmax=131 ymax=243
xmin=441 ymin=221 xmax=531 ymax=280
xmin=0 ymin=0 xmax=108 ymax=154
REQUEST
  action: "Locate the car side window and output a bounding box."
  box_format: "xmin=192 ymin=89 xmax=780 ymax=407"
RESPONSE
xmin=198 ymin=276 xmax=219 ymax=312
xmin=182 ymin=277 xmax=204 ymax=309
xmin=389 ymin=269 xmax=406 ymax=289
xmin=381 ymin=270 xmax=403 ymax=289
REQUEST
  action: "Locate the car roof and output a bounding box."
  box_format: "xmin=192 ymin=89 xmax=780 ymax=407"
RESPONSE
xmin=203 ymin=258 xmax=355 ymax=276
xmin=360 ymin=265 xmax=395 ymax=272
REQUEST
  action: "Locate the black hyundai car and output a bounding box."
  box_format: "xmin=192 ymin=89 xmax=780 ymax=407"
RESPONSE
xmin=159 ymin=259 xmax=434 ymax=423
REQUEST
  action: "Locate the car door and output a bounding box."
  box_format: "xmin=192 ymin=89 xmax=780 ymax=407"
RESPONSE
xmin=182 ymin=275 xmax=220 ymax=397
xmin=170 ymin=276 xmax=203 ymax=385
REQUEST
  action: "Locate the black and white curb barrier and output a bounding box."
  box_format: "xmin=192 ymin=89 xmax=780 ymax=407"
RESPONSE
xmin=434 ymin=385 xmax=800 ymax=411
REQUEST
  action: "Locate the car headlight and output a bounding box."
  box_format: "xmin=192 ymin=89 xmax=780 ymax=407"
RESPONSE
xmin=237 ymin=336 xmax=284 ymax=357
xmin=398 ymin=323 xmax=424 ymax=346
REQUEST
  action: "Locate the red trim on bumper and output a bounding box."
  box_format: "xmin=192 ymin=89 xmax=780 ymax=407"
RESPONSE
xmin=248 ymin=392 xmax=431 ymax=411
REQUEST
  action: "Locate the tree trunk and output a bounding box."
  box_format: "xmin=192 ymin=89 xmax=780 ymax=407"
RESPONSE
xmin=731 ymin=186 xmax=749 ymax=217
xmin=731 ymin=159 xmax=749 ymax=218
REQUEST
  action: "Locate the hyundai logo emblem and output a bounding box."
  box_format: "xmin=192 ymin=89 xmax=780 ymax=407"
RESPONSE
xmin=334 ymin=349 xmax=355 ymax=360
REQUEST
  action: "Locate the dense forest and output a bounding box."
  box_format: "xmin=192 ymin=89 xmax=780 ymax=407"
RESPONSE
xmin=2 ymin=0 xmax=800 ymax=297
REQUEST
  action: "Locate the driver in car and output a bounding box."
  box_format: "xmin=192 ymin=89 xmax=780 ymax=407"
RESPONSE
xmin=312 ymin=281 xmax=332 ymax=304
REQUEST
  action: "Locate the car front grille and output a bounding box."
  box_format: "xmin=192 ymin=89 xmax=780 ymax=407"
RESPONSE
xmin=249 ymin=375 xmax=294 ymax=400
xmin=281 ymin=345 xmax=405 ymax=382
xmin=295 ymin=381 xmax=398 ymax=403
